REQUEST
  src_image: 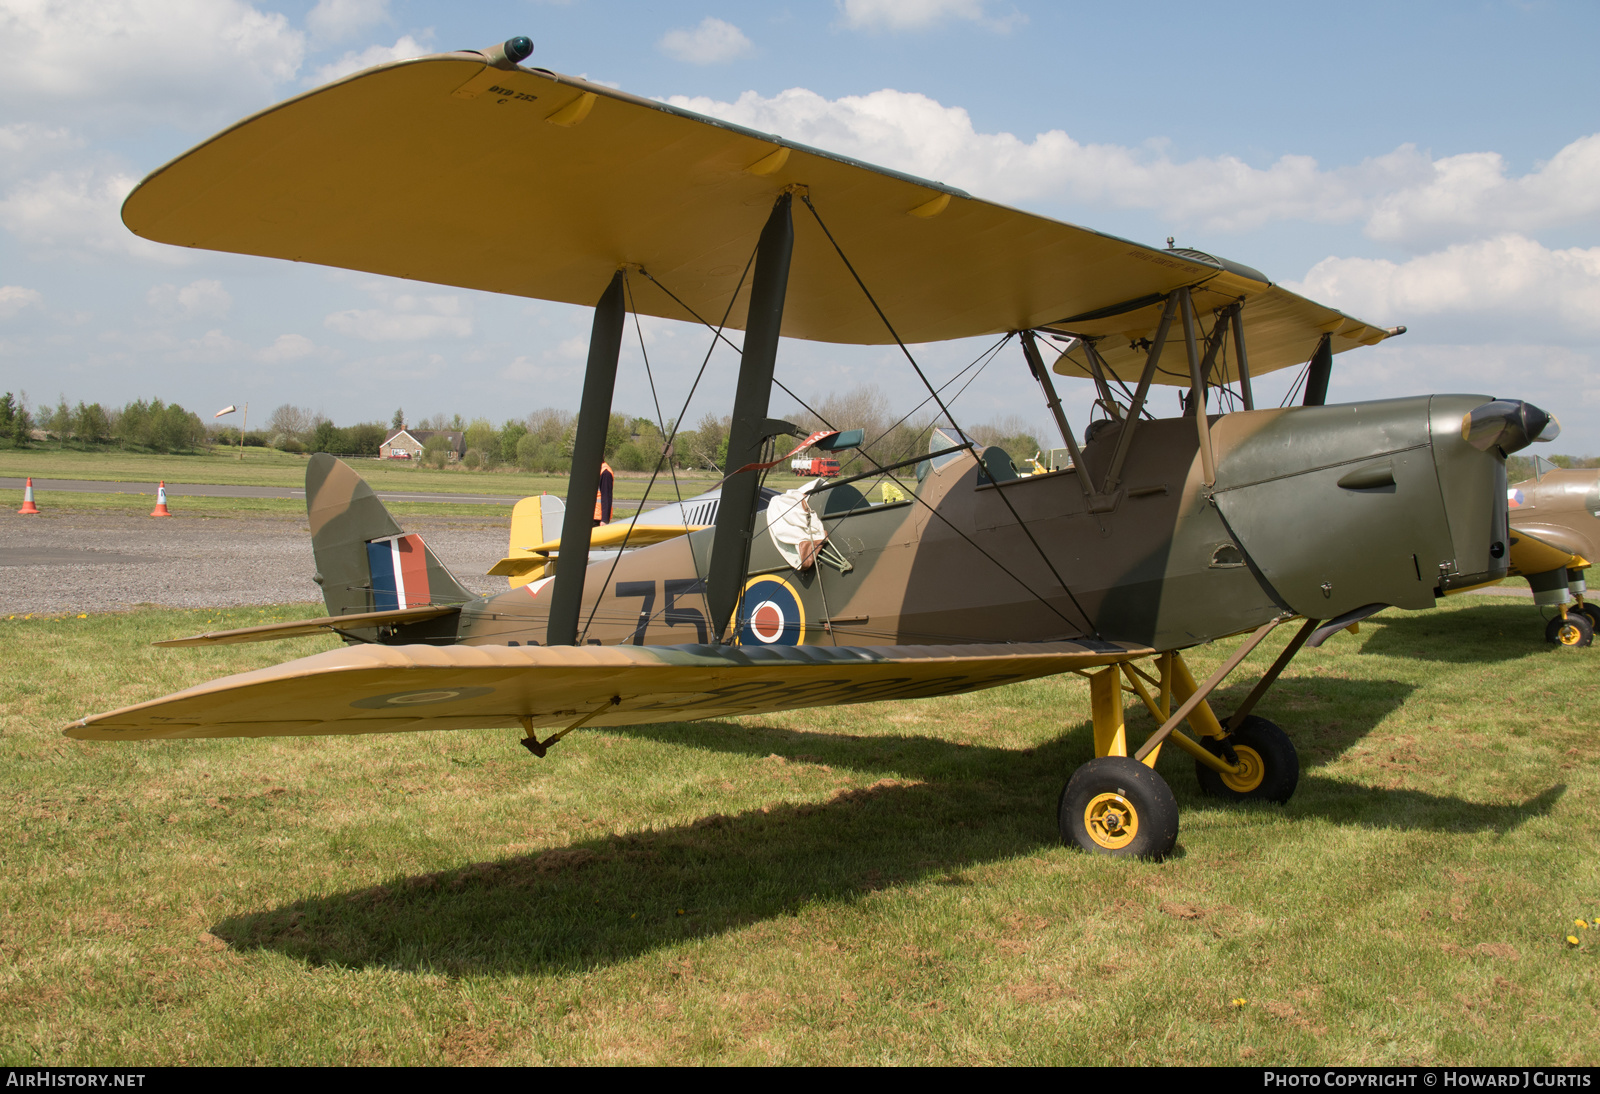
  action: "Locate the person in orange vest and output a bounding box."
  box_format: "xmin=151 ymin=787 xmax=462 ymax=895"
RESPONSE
xmin=593 ymin=460 xmax=614 ymax=526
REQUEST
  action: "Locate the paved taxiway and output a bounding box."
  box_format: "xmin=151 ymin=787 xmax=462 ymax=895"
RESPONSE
xmin=1 ymin=510 xmax=508 ymax=615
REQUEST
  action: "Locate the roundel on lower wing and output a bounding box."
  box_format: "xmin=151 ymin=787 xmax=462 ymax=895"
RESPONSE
xmin=350 ymin=685 xmax=495 ymax=709
xmin=735 ymin=575 xmax=806 ymax=646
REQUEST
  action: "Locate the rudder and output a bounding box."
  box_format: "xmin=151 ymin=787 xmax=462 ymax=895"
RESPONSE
xmin=306 ymin=454 xmax=472 ymax=618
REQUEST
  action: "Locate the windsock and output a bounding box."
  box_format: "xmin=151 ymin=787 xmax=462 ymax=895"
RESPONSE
xmin=17 ymin=477 xmax=40 ymax=515
xmin=150 ymin=481 xmax=172 ymax=517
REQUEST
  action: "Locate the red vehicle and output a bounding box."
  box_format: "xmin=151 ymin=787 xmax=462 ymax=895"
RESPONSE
xmin=790 ymin=456 xmax=840 ymax=477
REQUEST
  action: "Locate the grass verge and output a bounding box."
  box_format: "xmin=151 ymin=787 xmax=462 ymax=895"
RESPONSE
xmin=2 ymin=596 xmax=1596 ymax=1064
xmin=0 ymin=449 xmax=899 ymax=503
xmin=2 ymin=492 xmax=518 ymax=522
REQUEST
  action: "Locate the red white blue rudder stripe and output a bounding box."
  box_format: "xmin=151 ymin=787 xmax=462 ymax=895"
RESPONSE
xmin=366 ymin=534 xmax=433 ymax=610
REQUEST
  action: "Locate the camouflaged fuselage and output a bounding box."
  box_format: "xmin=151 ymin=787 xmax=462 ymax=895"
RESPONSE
xmin=439 ymin=394 xmax=1511 ymax=652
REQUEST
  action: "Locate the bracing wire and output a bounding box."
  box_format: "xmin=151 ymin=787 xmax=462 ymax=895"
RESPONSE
xmin=576 ymin=252 xmax=758 ymax=642
xmin=799 ymin=192 xmax=1097 ymax=636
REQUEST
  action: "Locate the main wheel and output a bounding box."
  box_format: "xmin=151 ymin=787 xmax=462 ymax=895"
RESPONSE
xmin=1194 ymin=715 xmax=1300 ymax=803
xmin=1546 ymin=613 xmax=1594 ymax=647
xmin=1058 ymin=756 xmax=1179 ymax=860
xmin=1575 ymin=604 xmax=1600 ymax=633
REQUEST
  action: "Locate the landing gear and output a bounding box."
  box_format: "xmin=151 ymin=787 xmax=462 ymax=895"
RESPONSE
xmin=1059 ymin=756 xmax=1179 ymax=860
xmin=1194 ymin=715 xmax=1299 ymax=803
xmin=1546 ymin=612 xmax=1594 ymax=647
xmin=1058 ymin=619 xmax=1317 ymax=859
xmin=1576 ymin=602 xmax=1600 ymax=633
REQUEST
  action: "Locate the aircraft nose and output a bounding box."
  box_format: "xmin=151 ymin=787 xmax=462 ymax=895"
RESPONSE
xmin=1460 ymin=400 xmax=1559 ymax=455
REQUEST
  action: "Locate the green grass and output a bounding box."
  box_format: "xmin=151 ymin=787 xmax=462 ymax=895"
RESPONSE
xmin=0 ymin=448 xmax=842 ymax=502
xmin=3 ymin=594 xmax=1597 ymax=1064
xmin=3 ymin=491 xmax=517 ymax=522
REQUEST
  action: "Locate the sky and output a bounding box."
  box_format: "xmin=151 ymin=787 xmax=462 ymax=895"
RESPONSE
xmin=2 ymin=0 xmax=1599 ymax=450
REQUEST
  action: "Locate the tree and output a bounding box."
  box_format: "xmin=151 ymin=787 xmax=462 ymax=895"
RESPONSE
xmin=499 ymin=419 xmax=528 ymax=463
xmin=73 ymin=402 xmax=108 ymax=445
xmin=391 ymin=408 xmax=405 ymax=430
xmin=346 ymin=422 xmax=386 ymax=456
xmin=311 ymin=420 xmax=342 ymax=454
xmin=464 ymin=417 xmax=497 ymax=459
xmin=685 ymin=411 xmax=729 ymax=470
xmin=48 ymin=396 xmax=71 ymax=445
xmin=969 ymin=414 xmax=1043 ymax=463
xmin=268 ymin=403 xmax=312 ymax=437
xmin=422 ymin=433 xmax=451 ymax=468
xmin=0 ymin=393 xmax=19 ymax=448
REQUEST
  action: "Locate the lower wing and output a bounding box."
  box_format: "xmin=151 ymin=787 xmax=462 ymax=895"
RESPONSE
xmin=1508 ymin=525 xmax=1593 ymax=576
xmin=65 ymin=639 xmax=1150 ymax=741
xmin=153 ymin=604 xmax=462 ymax=646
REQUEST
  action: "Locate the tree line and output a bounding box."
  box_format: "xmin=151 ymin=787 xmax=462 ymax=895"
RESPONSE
xmin=1 ymin=385 xmax=1046 ymax=472
xmin=0 ymin=393 xmax=207 ymax=453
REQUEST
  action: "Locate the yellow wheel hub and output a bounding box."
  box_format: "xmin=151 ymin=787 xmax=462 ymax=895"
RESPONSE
xmin=1083 ymin=792 xmax=1139 ymax=850
xmin=1557 ymin=622 xmax=1585 ymax=646
xmin=1218 ymin=744 xmax=1267 ymax=794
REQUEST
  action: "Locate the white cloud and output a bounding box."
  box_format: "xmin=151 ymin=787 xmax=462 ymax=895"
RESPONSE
xmin=0 ymin=285 xmax=43 ymax=319
xmin=1324 ymin=342 xmax=1600 ymax=441
xmin=312 ymin=34 xmax=429 ymax=84
xmin=0 ymin=169 xmax=189 ymax=262
xmin=0 ymin=0 xmax=304 ymax=128
xmin=0 ymin=124 xmax=84 ymax=183
xmin=146 ymin=279 xmax=231 ymax=320
xmin=666 ymin=87 xmax=1600 ymax=245
xmin=658 ymin=18 xmax=754 ymax=65
xmin=182 ymin=328 xmax=248 ymax=361
xmin=666 ymin=87 xmax=1417 ymax=230
xmin=835 ymin=0 xmax=1022 ymax=32
xmin=1365 ymin=136 xmax=1600 ymax=250
xmin=306 ymin=0 xmax=389 ymax=44
xmin=257 ymin=333 xmax=318 ymax=362
xmin=499 ymin=335 xmax=587 ymax=382
xmin=324 ymin=292 xmax=472 ymax=341
xmin=1291 ymin=234 xmax=1600 ymax=339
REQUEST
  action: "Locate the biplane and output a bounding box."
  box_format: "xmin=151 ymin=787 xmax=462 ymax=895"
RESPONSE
xmin=1504 ymin=458 xmax=1599 ymax=645
xmin=67 ymin=37 xmax=1558 ymax=859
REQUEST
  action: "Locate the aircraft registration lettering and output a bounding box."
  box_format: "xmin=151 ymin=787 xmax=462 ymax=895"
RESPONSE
xmin=1124 ymin=249 xmax=1194 ymax=271
xmin=487 ymin=86 xmax=539 ymax=102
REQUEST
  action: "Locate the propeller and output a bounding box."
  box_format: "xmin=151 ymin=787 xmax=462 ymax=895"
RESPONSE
xmin=1461 ymin=400 xmax=1559 ymax=455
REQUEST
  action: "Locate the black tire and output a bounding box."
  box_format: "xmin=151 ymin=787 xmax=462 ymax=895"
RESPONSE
xmin=1058 ymin=756 xmax=1179 ymax=860
xmin=1546 ymin=613 xmax=1594 ymax=647
xmin=1194 ymin=715 xmax=1300 ymax=804
xmin=1577 ymin=604 xmax=1600 ymax=633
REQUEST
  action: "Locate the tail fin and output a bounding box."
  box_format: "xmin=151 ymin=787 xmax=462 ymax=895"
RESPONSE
xmin=306 ymin=454 xmax=472 ymax=617
xmin=488 ymin=493 xmax=565 ymax=587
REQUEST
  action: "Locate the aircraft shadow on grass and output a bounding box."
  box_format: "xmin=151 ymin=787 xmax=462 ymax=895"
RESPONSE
xmin=1358 ymin=602 xmax=1564 ymax=663
xmin=211 ymin=685 xmax=1563 ymax=976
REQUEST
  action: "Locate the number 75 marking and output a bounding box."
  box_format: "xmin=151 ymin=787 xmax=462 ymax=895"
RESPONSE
xmin=614 ymin=579 xmax=708 ymax=645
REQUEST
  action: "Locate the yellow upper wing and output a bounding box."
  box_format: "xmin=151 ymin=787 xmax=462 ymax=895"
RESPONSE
xmin=121 ymin=49 xmax=1391 ymax=368
xmin=65 ymin=639 xmax=1150 ymax=741
xmin=1047 ymin=274 xmax=1393 ymax=386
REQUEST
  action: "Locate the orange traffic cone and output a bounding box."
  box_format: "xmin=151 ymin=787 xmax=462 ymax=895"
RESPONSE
xmin=149 ymin=481 xmax=172 ymax=517
xmin=17 ymin=476 xmax=40 ymax=514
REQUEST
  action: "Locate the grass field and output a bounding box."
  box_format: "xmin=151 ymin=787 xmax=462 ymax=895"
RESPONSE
xmin=2 ymin=490 xmax=520 ymax=523
xmin=3 ymin=593 xmax=1597 ymax=1065
xmin=0 ymin=448 xmax=831 ymax=502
